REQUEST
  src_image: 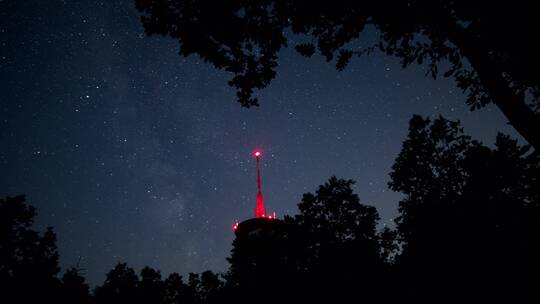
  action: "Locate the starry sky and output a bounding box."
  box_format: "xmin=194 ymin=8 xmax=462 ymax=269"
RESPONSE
xmin=1 ymin=0 xmax=520 ymax=285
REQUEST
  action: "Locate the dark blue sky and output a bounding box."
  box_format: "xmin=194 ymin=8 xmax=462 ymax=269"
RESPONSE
xmin=0 ymin=0 xmax=519 ymax=285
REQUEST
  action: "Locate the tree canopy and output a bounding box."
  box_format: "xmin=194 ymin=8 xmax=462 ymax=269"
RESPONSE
xmin=0 ymin=195 xmax=60 ymax=303
xmin=227 ymin=176 xmax=390 ymax=302
xmin=390 ymin=115 xmax=540 ymax=300
xmin=135 ymin=0 xmax=540 ymax=150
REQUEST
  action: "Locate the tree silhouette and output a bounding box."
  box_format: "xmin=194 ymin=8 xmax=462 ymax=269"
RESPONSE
xmin=199 ymin=271 xmax=223 ymax=303
xmin=390 ymin=115 xmax=540 ymax=301
xmin=294 ymin=177 xmax=380 ymax=249
xmin=227 ymin=176 xmax=392 ymax=302
xmin=0 ymin=195 xmax=60 ymax=303
xmin=135 ymin=0 xmax=540 ymax=150
xmin=94 ymin=263 xmax=140 ymax=304
xmin=163 ymin=272 xmax=189 ymax=304
xmin=226 ymin=218 xmax=296 ymax=303
xmin=179 ymin=271 xmax=225 ymax=304
xmin=59 ymin=267 xmax=91 ymax=304
xmin=291 ymin=176 xmax=388 ymax=302
xmin=92 ymin=262 xmax=226 ymax=304
xmin=138 ymin=266 xmax=166 ymax=303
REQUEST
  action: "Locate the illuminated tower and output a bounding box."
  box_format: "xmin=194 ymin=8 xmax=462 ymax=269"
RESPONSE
xmin=230 ymin=150 xmax=286 ymax=299
xmin=254 ymin=151 xmax=266 ymax=218
xmin=232 ymin=149 xmax=277 ymax=233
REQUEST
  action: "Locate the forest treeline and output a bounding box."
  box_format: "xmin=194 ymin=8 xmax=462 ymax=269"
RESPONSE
xmin=2 ymin=115 xmax=539 ymax=303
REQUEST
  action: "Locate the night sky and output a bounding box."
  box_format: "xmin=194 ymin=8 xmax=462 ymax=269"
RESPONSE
xmin=1 ymin=0 xmax=519 ymax=285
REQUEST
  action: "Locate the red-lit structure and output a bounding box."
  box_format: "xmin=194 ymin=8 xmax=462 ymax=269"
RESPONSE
xmin=229 ymin=151 xmax=289 ymax=303
xmin=254 ymin=151 xmax=266 ymax=218
xmin=233 ymin=150 xmax=278 ymax=233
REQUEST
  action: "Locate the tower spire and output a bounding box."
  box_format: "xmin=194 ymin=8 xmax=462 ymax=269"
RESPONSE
xmin=254 ymin=151 xmax=266 ymax=218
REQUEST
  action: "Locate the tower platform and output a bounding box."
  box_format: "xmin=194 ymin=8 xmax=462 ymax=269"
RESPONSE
xmin=234 ymin=217 xmax=284 ymax=237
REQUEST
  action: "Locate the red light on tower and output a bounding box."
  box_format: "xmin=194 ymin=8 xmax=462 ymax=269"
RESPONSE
xmin=232 ymin=149 xmax=279 ymax=232
xmin=253 ymin=150 xmax=266 ymax=218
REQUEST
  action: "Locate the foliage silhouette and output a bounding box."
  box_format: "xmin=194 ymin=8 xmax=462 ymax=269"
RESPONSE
xmin=135 ymin=0 xmax=540 ymax=150
xmin=59 ymin=267 xmax=91 ymax=304
xmin=92 ymin=262 xmax=225 ymax=304
xmin=227 ymin=177 xmax=391 ymax=302
xmin=226 ymin=217 xmax=297 ymax=303
xmin=163 ymin=272 xmax=189 ymax=304
xmin=94 ymin=263 xmax=140 ymax=304
xmin=290 ymin=177 xmax=388 ymax=301
xmin=0 ymin=195 xmax=60 ymax=303
xmin=139 ymin=266 xmax=166 ymax=303
xmin=390 ymin=115 xmax=540 ymax=301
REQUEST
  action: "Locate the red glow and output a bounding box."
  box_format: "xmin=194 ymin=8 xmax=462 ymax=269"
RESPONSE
xmin=254 ymin=151 xmax=261 ymax=157
xmin=255 ymin=191 xmax=266 ymax=218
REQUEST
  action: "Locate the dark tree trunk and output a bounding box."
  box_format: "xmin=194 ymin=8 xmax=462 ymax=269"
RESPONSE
xmin=446 ymin=24 xmax=540 ymax=151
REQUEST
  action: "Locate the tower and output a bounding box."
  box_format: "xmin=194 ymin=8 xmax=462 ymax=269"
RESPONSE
xmin=232 ymin=149 xmax=277 ymax=233
xmin=230 ymin=150 xmax=287 ymax=300
xmin=254 ymin=151 xmax=266 ymax=218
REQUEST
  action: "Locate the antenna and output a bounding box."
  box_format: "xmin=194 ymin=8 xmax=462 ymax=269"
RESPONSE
xmin=254 ymin=150 xmax=266 ymax=218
